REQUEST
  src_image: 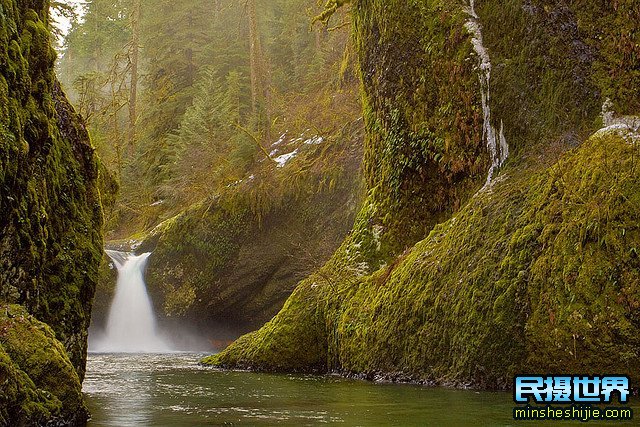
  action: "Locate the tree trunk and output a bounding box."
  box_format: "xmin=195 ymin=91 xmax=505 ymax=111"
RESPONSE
xmin=248 ymin=0 xmax=261 ymax=115
xmin=247 ymin=0 xmax=270 ymax=141
xmin=128 ymin=0 xmax=141 ymax=151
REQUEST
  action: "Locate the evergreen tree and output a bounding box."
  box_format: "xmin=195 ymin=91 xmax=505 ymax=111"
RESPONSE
xmin=133 ymin=0 xmax=217 ymax=192
xmin=162 ymin=68 xmax=252 ymax=204
xmin=56 ymin=0 xmax=357 ymax=232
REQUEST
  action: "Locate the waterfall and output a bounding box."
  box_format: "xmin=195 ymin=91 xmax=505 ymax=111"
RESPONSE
xmin=91 ymin=250 xmax=171 ymax=353
xmin=464 ymin=0 xmax=509 ymax=187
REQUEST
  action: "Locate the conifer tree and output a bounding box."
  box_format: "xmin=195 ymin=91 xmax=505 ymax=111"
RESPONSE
xmin=246 ymin=0 xmax=271 ymax=141
xmin=128 ymin=0 xmax=141 ymax=151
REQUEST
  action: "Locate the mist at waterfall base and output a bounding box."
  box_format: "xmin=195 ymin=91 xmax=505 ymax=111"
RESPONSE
xmin=89 ymin=250 xmax=211 ymax=353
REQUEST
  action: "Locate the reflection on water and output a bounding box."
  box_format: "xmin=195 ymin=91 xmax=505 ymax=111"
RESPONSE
xmin=84 ymin=353 xmax=637 ymax=426
xmin=84 ymin=354 xmax=155 ymax=426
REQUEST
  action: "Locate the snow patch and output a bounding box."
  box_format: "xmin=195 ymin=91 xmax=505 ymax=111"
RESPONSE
xmin=268 ymin=131 xmax=324 ymax=164
xmin=226 ymin=179 xmax=244 ymax=188
xmin=271 ymin=133 xmax=287 ymax=148
xmin=601 ymin=98 xmax=616 ymax=127
xmin=274 ymin=150 xmax=298 ymax=168
xmin=304 ymin=136 xmax=324 ymax=145
xmin=594 ymin=122 xmax=640 ymax=145
xmin=353 ymin=262 xmax=371 ymax=277
xmin=371 ymin=225 xmax=383 ymax=252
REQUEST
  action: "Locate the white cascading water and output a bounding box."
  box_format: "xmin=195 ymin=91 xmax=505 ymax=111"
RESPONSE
xmin=464 ymin=0 xmax=509 ymax=187
xmin=92 ymin=250 xmax=171 ymax=353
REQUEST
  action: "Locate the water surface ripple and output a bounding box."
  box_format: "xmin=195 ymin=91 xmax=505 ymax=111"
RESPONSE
xmin=84 ymin=353 xmax=635 ymax=426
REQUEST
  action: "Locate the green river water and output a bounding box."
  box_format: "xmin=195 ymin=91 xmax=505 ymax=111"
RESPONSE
xmin=83 ymin=353 xmax=637 ymax=426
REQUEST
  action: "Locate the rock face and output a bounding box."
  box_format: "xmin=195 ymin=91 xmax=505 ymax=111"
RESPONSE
xmin=205 ymin=0 xmax=640 ymax=388
xmin=105 ymin=123 xmax=365 ymax=343
xmin=0 ymin=0 xmax=104 ymax=424
xmin=0 ymin=305 xmax=88 ymax=426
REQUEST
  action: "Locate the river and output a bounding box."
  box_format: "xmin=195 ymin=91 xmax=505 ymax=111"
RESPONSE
xmin=83 ymin=353 xmax=637 ymax=426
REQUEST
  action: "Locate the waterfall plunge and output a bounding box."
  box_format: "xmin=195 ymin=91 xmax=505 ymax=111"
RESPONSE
xmin=92 ymin=250 xmax=171 ymax=353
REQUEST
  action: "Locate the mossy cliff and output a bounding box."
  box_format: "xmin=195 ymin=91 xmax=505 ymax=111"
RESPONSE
xmin=355 ymin=0 xmax=487 ymax=261
xmin=205 ymin=0 xmax=640 ymax=388
xmin=1 ymin=0 xmax=104 ymax=423
xmin=97 ymin=123 xmax=364 ymax=341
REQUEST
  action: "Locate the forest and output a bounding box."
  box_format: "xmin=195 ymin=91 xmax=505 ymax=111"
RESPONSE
xmin=1 ymin=0 xmax=639 ymax=425
xmin=58 ymin=0 xmax=358 ymax=234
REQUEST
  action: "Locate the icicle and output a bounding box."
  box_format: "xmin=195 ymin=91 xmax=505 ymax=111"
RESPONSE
xmin=464 ymin=0 xmax=509 ymax=188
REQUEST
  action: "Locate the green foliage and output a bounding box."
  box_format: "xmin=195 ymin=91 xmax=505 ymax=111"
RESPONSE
xmin=313 ymin=0 xmax=352 ymax=25
xmin=58 ymin=0 xmax=132 ymax=188
xmin=130 ymin=0 xmax=218 ymax=193
xmin=161 ymin=67 xmax=253 ymax=206
xmin=49 ymin=1 xmax=79 ymax=43
xmin=58 ymin=0 xmax=357 ymax=237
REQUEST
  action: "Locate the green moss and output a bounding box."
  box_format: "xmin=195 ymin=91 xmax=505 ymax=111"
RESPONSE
xmin=98 ymin=159 xmax=119 ymax=231
xmin=206 ymin=1 xmax=640 ymax=389
xmin=210 ymin=127 xmax=640 ymax=387
xmin=0 ymin=0 xmax=103 ymax=382
xmin=476 ymin=0 xmax=640 ymax=152
xmin=202 ymin=280 xmax=329 ymax=371
xmin=572 ymin=1 xmax=640 ymax=115
xmin=1 ymin=0 xmax=103 ymax=423
xmin=0 ymin=345 xmax=61 ymax=426
xmin=146 ymin=203 xmax=251 ymax=317
xmin=91 ymin=252 xmax=118 ymax=328
xmin=0 ymin=304 xmax=87 ymax=426
xmin=353 ymin=0 xmax=486 ymax=258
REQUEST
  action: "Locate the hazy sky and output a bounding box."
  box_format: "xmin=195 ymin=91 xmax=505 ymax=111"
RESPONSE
xmin=51 ymin=0 xmax=86 ymax=40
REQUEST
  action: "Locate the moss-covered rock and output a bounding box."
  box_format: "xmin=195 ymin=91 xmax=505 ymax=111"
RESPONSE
xmin=205 ymin=0 xmax=640 ymax=389
xmin=93 ymin=122 xmax=365 ymax=342
xmin=0 ymin=0 xmax=103 ymax=377
xmin=0 ymin=0 xmax=103 ymax=423
xmin=0 ymin=304 xmax=87 ymax=426
xmin=207 ymin=126 xmax=640 ymax=387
